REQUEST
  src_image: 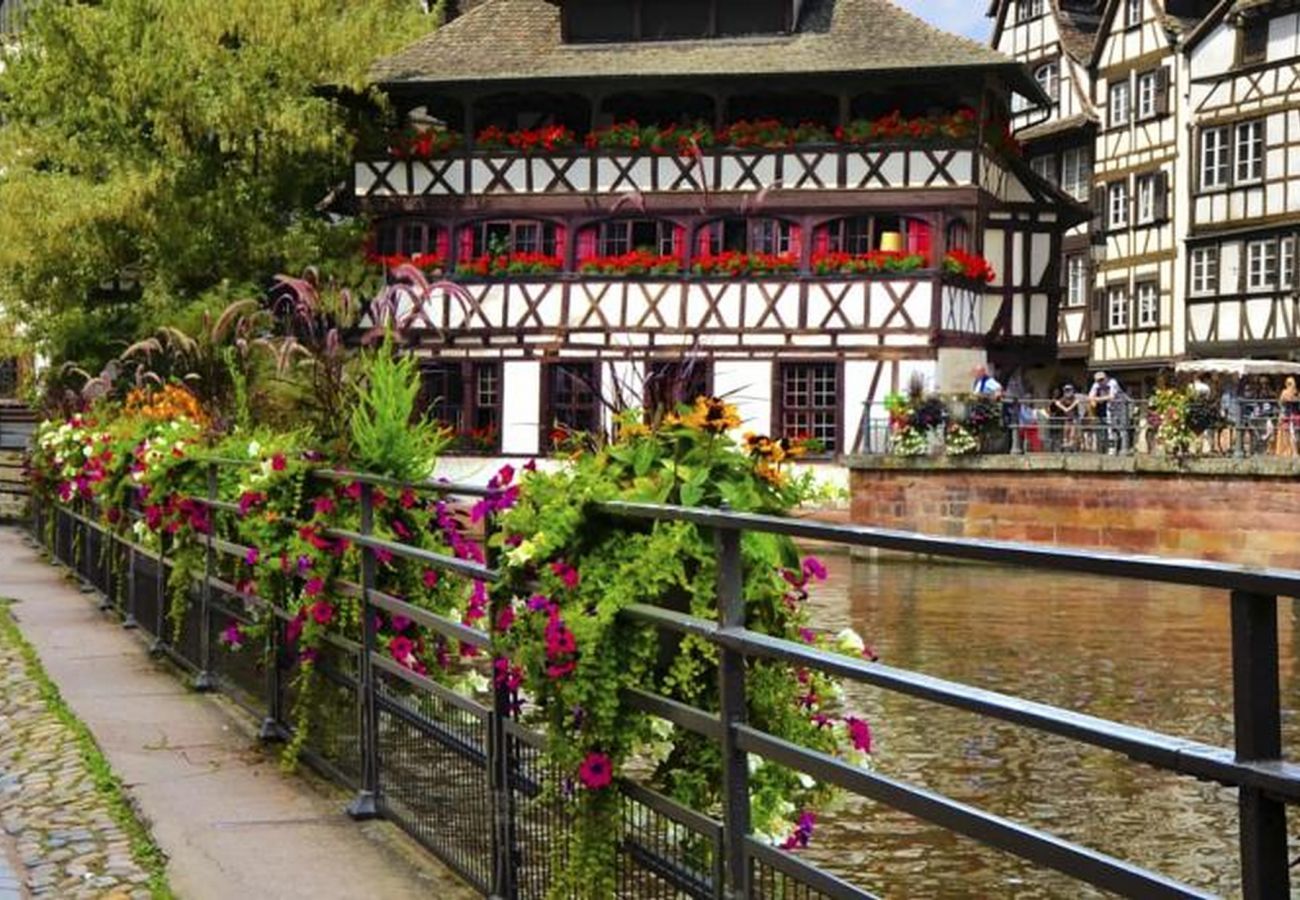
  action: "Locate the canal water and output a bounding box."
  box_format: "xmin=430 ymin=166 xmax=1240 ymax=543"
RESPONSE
xmin=802 ymin=551 xmax=1300 ymax=898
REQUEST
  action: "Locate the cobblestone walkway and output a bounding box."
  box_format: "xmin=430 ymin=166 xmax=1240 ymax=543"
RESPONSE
xmin=0 ymin=607 xmax=156 ymax=899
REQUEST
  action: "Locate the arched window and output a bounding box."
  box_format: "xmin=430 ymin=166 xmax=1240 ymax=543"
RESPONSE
xmin=578 ymin=219 xmax=682 ymax=260
xmin=464 ymin=219 xmax=562 ymax=258
xmin=814 ymin=215 xmax=932 ymax=258
xmin=374 ymin=220 xmax=448 ymax=258
xmin=698 ymin=218 xmax=800 ymax=256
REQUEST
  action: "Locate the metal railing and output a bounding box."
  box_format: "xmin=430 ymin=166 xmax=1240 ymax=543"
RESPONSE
xmin=30 ymin=462 xmax=1300 ymax=899
xmin=857 ymin=397 xmax=1300 ymax=459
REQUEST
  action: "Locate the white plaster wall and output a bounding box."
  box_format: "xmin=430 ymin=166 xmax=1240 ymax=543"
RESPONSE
xmin=713 ymin=361 xmax=772 ymax=436
xmin=500 ymin=360 xmax=541 ymax=456
xmin=935 ymin=349 xmax=985 ymax=394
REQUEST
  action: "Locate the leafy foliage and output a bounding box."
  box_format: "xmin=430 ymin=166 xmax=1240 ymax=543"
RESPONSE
xmin=0 ymin=0 xmax=430 ymax=366
xmin=349 ymin=335 xmax=448 ymax=481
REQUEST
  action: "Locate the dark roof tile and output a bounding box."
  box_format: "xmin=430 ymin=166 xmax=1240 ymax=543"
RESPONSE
xmin=372 ymin=0 xmax=1027 ymax=89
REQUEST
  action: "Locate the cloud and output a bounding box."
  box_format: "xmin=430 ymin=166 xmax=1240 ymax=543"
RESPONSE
xmin=891 ymin=0 xmax=994 ymax=41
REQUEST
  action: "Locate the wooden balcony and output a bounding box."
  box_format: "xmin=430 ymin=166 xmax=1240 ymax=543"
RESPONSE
xmin=354 ymin=142 xmax=985 ymax=202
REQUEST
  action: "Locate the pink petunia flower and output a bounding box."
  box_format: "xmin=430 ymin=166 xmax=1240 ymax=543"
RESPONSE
xmin=802 ymin=557 xmax=829 ymax=582
xmin=422 ymin=569 xmax=439 ymax=589
xmin=304 ymin=577 xmax=325 ymax=597
xmin=219 ymin=622 xmax=245 ymax=650
xmin=311 ymin=601 xmax=334 ymax=626
xmin=245 ymin=547 xmax=260 ymax=566
xmin=844 ymin=717 xmax=873 ymax=754
xmin=578 ymin=752 xmax=613 ymax=790
xmin=271 ymin=454 xmax=287 ymax=472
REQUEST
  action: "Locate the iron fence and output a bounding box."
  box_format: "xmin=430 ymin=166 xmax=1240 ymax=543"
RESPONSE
xmin=29 ymin=463 xmax=1300 ymax=899
xmin=856 ymin=397 xmax=1300 ymax=459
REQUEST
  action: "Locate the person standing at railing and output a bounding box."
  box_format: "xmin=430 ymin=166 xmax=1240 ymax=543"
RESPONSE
xmin=972 ymin=365 xmax=1002 ymax=398
xmin=1278 ymin=377 xmax=1300 ymax=457
xmin=1089 ymin=371 xmax=1128 ymax=455
xmin=1052 ymin=384 xmax=1081 ymax=452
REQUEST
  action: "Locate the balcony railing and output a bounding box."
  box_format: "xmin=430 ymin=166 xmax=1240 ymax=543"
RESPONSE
xmin=355 ymin=141 xmax=983 ymax=201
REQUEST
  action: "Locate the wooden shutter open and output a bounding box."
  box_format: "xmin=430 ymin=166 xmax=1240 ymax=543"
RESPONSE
xmin=1154 ymin=170 xmax=1169 ymax=222
xmin=1154 ymin=68 xmax=1170 ymax=116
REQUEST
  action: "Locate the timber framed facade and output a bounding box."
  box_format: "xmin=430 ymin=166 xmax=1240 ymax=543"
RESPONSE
xmin=357 ymin=0 xmax=1083 ymax=458
xmin=993 ymin=0 xmax=1300 ymax=394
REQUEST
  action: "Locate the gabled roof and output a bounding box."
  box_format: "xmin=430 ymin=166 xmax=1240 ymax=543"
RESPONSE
xmin=1183 ymin=0 xmax=1300 ymax=52
xmin=1089 ymin=0 xmax=1218 ymax=66
xmin=1055 ymin=0 xmax=1104 ymax=61
xmin=372 ymin=0 xmax=1041 ymax=100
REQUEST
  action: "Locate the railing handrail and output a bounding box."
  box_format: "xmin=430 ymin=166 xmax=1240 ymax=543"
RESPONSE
xmin=597 ymin=500 xmax=1300 ymax=596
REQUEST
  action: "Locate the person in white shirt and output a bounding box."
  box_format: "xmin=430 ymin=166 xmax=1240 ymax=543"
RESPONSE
xmin=1088 ymin=371 xmax=1128 ymax=453
xmin=972 ymin=365 xmax=1002 ymax=398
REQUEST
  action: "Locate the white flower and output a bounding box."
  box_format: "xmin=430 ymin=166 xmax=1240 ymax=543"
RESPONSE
xmin=796 ymin=772 xmax=817 ymax=790
xmin=132 ymin=520 xmax=148 ymax=540
xmin=648 ymin=717 xmax=673 ymax=742
xmin=505 ymin=537 xmax=539 ymax=567
xmin=833 ymin=628 xmax=865 ymax=656
xmin=246 ymin=440 xmax=262 ymax=459
xmin=460 ymin=671 xmax=490 ymax=695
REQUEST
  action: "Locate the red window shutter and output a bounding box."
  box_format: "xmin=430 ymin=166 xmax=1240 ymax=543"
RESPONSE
xmin=553 ymin=224 xmax=568 ymax=259
xmin=435 ymin=227 xmax=450 ymax=259
xmin=673 ymin=225 xmax=686 ymax=256
xmin=577 ymin=226 xmax=598 ymax=261
xmin=459 ymin=226 xmax=476 ymax=260
xmin=697 ymin=226 xmax=714 ymax=256
xmin=907 ymin=219 xmax=933 ymax=258
xmin=787 ymin=223 xmax=802 ymax=257
xmin=813 ymin=225 xmax=830 ymax=255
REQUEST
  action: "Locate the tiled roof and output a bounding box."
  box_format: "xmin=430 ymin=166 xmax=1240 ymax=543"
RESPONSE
xmin=371 ymin=0 xmax=1034 ymax=93
xmin=1017 ymin=112 xmax=1097 ymax=142
xmin=1054 ymin=0 xmax=1102 ymax=62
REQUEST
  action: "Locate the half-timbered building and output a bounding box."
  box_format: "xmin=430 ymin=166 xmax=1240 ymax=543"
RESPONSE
xmin=1183 ymin=1 xmax=1300 ymax=356
xmin=357 ymin=0 xmax=1084 ymax=460
xmin=991 ymin=0 xmax=1103 ymax=370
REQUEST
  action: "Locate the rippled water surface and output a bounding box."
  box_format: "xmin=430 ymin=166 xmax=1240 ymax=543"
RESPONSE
xmin=800 ymin=552 xmax=1300 ymax=898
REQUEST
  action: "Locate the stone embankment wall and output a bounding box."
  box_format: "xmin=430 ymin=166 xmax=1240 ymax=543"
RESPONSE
xmin=0 ymin=451 xmax=24 ymax=522
xmin=848 ymin=455 xmax=1300 ymax=569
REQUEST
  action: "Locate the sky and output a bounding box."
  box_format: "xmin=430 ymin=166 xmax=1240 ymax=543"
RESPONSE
xmin=893 ymin=0 xmax=994 ymax=42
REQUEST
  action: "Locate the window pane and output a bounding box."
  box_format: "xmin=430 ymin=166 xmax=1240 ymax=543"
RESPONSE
xmin=780 ymin=363 xmax=838 ymax=451
xmin=547 ymin=363 xmax=600 ymax=443
xmin=421 ymin=364 xmax=465 ymax=430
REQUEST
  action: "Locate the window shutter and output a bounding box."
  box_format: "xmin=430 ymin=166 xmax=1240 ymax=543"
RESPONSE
xmin=1239 ymin=246 xmax=1248 ymax=294
xmin=1155 ymin=68 xmax=1170 ymax=116
xmin=1094 ymin=186 xmax=1108 ymax=234
xmin=435 ymin=227 xmax=450 ymax=260
xmin=1154 ymin=170 xmax=1169 ymax=221
xmin=577 ymin=226 xmax=598 ymax=261
xmin=459 ymin=226 xmax=476 ymax=262
xmin=1092 ymin=285 xmax=1107 ymax=335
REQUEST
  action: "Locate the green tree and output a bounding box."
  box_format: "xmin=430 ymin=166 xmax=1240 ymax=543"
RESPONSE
xmin=0 ymin=0 xmax=428 ymax=366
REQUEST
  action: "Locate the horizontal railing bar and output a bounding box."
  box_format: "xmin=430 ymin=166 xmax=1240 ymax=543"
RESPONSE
xmin=623 ymin=602 xmax=1300 ymax=800
xmin=624 ymin=688 xmax=724 ymax=742
xmin=503 ymin=717 xmax=547 ymax=750
xmin=343 ymin=582 xmax=491 ymax=649
xmin=722 ymin=627 xmax=1300 ymax=802
xmin=736 ymin=727 xmax=1214 ymax=900
xmin=598 ymin=502 xmax=1300 ymax=597
xmin=622 ymin=838 xmax=715 ymax=900
xmin=320 ymin=527 xmax=498 ymax=583
xmin=620 ymin=779 xmax=724 ymax=841
xmin=204 ymin=498 xmax=244 ymax=515
xmin=310 ymin=468 xmax=500 ymax=498
xmin=370 ymin=652 xmax=491 ymax=722
xmin=745 ymin=839 xmax=881 ymax=900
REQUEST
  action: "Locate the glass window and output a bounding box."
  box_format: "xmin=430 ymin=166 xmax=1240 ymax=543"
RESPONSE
xmin=1110 ymin=80 xmax=1131 ymax=128
xmin=1136 ymin=173 xmax=1157 ymax=224
xmin=1136 ymin=282 xmax=1158 ymax=328
xmin=1066 ymin=255 xmax=1088 ymax=308
xmin=1017 ymin=0 xmax=1043 ymax=22
xmin=1191 ymin=247 xmax=1219 ymax=296
xmin=1108 ymin=180 xmax=1129 ymax=230
xmin=1235 ymin=120 xmax=1264 ymax=184
xmin=1030 ymin=155 xmax=1056 ymax=184
xmin=1247 ymin=239 xmax=1277 ymax=291
xmin=778 ymin=363 xmax=839 ymax=452
xmin=420 ymin=362 xmax=502 ymax=453
xmin=1062 ymin=147 xmax=1091 ymax=201
xmin=645 ymin=361 xmax=711 ymax=418
xmin=1108 ymin=287 xmax=1130 ymax=331
xmin=1200 ymin=127 xmax=1230 ymax=190
xmin=545 ymin=362 xmax=601 ymax=446
xmin=596 ymin=220 xmax=676 ymax=257
xmin=474 ymin=220 xmax=557 ymax=257
xmin=376 ymin=221 xmax=435 ymax=257
xmin=1137 ymin=70 xmax=1159 ymax=120
xmin=1126 ymin=0 xmax=1143 ymax=28
xmin=1282 ymin=237 xmax=1296 ymax=290
xmin=1034 ymin=62 xmax=1058 ymax=103
xmin=826 ymin=217 xmax=873 ymax=254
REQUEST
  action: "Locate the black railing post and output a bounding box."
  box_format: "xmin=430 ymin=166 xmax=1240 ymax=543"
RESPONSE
xmin=1230 ymin=590 xmax=1289 ymax=900
xmin=123 ymin=532 xmax=139 ymax=630
xmin=260 ymin=593 xmax=284 ymax=742
xmin=348 ymin=481 xmax=380 ymax=820
xmin=194 ymin=463 xmax=218 ymax=691
xmin=152 ymin=528 xmax=169 ymax=655
xmin=486 ymin=507 xmax=519 ymax=900
xmin=716 ymin=519 xmax=751 ymax=900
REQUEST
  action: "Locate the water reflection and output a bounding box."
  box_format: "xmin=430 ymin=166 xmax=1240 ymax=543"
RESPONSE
xmin=802 ymin=552 xmax=1300 ymax=898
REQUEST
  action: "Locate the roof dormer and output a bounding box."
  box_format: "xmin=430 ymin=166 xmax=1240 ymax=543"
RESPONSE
xmin=560 ymin=0 xmax=800 ymax=43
